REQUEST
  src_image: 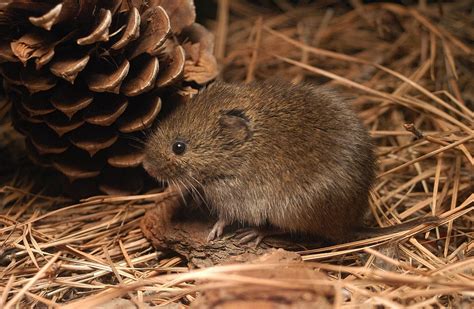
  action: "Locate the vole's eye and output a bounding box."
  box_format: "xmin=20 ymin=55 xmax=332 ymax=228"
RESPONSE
xmin=172 ymin=141 xmax=186 ymax=155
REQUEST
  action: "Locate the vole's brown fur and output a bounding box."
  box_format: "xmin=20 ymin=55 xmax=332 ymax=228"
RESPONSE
xmin=143 ymin=80 xmax=436 ymax=243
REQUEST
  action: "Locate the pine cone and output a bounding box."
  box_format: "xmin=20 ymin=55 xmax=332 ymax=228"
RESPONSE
xmin=0 ymin=0 xmax=218 ymax=197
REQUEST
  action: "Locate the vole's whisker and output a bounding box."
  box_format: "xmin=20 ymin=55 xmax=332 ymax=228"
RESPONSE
xmin=119 ymin=134 xmax=146 ymax=146
xmin=182 ymin=178 xmax=196 ymax=202
xmin=172 ymin=179 xmax=187 ymax=207
xmin=141 ymin=126 xmax=154 ymax=139
xmin=188 ymin=175 xmax=205 ymax=191
xmin=185 ymin=178 xmax=210 ymax=211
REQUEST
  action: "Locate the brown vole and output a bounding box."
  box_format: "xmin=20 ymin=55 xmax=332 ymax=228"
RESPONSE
xmin=143 ymin=80 xmax=436 ymax=244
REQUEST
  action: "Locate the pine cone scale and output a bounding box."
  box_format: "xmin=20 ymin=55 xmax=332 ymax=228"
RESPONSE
xmin=156 ymin=45 xmax=185 ymax=87
xmin=83 ymin=94 xmax=128 ymax=126
xmin=111 ymin=7 xmax=140 ymax=50
xmin=128 ymin=6 xmax=170 ymax=59
xmin=69 ymin=124 xmax=118 ymax=156
xmin=107 ymin=140 xmax=145 ymax=168
xmin=50 ymin=85 xmax=94 ymax=118
xmin=23 ymin=94 xmax=55 ymax=116
xmin=49 ymin=53 xmax=91 ymax=84
xmin=77 ymin=9 xmax=112 ymax=46
xmin=28 ymin=3 xmax=63 ymax=31
xmin=10 ymin=31 xmax=56 ymax=65
xmin=117 ymin=95 xmax=161 ymax=133
xmin=121 ymin=55 xmax=158 ymax=96
xmin=85 ymin=59 xmax=130 ymax=93
xmin=29 ymin=125 xmax=69 ymax=154
xmin=45 ymin=112 xmax=85 ymax=136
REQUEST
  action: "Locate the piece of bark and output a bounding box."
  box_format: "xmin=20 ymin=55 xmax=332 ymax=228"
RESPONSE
xmin=140 ymin=191 xmax=325 ymax=268
xmin=140 ymin=200 xmax=273 ymax=268
xmin=190 ymin=249 xmax=334 ymax=309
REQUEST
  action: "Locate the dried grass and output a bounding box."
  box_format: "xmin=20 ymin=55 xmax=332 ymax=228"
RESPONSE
xmin=1 ymin=1 xmax=473 ymax=308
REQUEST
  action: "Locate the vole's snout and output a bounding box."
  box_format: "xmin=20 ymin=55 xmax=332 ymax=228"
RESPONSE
xmin=142 ymin=157 xmax=161 ymax=180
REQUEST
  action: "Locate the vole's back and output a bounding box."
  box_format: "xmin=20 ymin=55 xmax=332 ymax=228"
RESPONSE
xmin=189 ymin=80 xmax=376 ymax=242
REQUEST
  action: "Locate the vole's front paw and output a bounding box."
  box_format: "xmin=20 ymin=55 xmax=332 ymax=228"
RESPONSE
xmin=207 ymin=218 xmax=230 ymax=242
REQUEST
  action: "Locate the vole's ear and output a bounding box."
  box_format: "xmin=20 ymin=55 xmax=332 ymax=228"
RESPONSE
xmin=218 ymin=109 xmax=252 ymax=143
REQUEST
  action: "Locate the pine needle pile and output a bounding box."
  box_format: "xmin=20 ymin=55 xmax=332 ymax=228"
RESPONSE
xmin=1 ymin=1 xmax=473 ymax=308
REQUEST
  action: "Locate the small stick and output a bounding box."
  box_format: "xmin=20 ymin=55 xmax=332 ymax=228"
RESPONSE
xmin=245 ymin=17 xmax=263 ymax=83
xmin=403 ymin=123 xmax=423 ymax=140
xmin=215 ymin=0 xmax=230 ymax=60
xmin=443 ymin=155 xmax=461 ymax=258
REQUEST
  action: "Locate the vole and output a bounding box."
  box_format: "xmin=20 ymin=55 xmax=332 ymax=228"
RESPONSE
xmin=143 ymin=80 xmax=436 ymax=244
